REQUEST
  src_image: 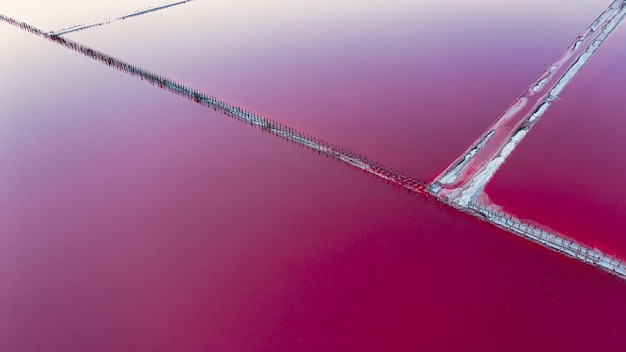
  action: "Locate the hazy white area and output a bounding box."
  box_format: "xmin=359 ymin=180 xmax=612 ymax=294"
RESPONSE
xmin=1 ymin=0 xmax=609 ymax=33
xmin=1 ymin=0 xmax=161 ymax=31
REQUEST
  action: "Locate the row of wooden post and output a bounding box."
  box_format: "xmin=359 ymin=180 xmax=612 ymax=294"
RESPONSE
xmin=45 ymin=32 xmax=429 ymax=194
xmin=469 ymin=200 xmax=624 ymax=272
xmin=2 ymin=13 xmax=428 ymax=195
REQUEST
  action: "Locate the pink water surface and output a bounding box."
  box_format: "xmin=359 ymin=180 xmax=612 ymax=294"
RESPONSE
xmin=66 ymin=0 xmax=611 ymax=181
xmin=3 ymin=6 xmax=626 ymax=352
xmin=485 ymin=26 xmax=626 ymax=260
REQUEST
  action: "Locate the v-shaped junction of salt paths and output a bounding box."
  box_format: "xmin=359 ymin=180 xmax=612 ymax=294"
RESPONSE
xmin=429 ymin=0 xmax=626 ymax=278
xmin=430 ymin=0 xmax=626 ymax=206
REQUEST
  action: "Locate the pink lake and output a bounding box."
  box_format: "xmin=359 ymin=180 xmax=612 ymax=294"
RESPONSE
xmin=2 ymin=2 xmax=626 ymax=351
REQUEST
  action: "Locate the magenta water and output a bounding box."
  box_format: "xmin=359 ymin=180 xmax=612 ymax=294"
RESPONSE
xmin=3 ymin=22 xmax=626 ymax=351
xmin=485 ymin=24 xmax=626 ymax=261
xmin=6 ymin=1 xmax=621 ymax=277
xmin=65 ymin=0 xmax=611 ymax=180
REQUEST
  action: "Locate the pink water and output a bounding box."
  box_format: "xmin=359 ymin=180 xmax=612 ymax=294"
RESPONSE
xmin=66 ymin=0 xmax=611 ymax=180
xmin=3 ymin=3 xmax=626 ymax=352
xmin=485 ymin=25 xmax=626 ymax=260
